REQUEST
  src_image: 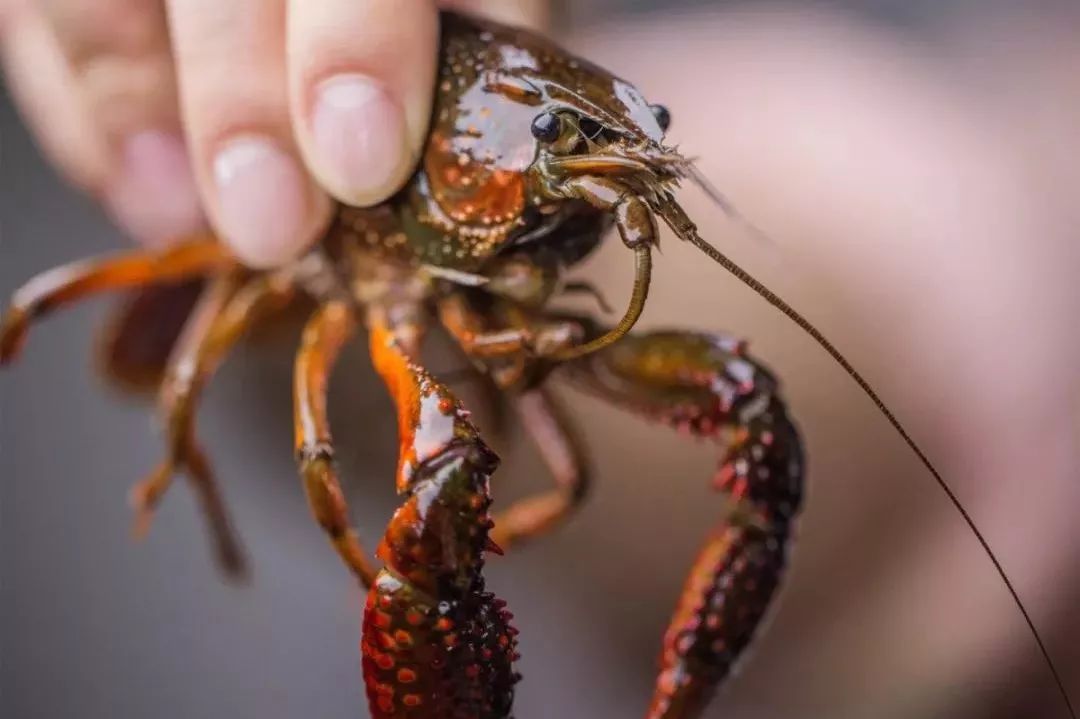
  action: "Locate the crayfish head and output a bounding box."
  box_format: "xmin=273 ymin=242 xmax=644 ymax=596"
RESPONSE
xmin=508 ymin=57 xmax=724 ymax=251
xmin=423 ymin=12 xmax=715 ymax=269
xmin=522 ymin=72 xmax=688 ymax=206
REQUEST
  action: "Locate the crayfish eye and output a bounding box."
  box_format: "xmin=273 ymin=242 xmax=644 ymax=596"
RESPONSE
xmin=530 ymin=112 xmax=562 ymax=143
xmin=650 ymin=104 xmax=671 ymax=132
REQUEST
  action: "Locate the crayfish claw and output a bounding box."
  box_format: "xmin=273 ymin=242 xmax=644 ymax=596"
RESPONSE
xmin=484 ymin=536 xmax=505 ymax=556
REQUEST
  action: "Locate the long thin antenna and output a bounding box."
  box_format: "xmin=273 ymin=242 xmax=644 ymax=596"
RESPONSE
xmin=665 ymin=210 xmax=1074 ymax=717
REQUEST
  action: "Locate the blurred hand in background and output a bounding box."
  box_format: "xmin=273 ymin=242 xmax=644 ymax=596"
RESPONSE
xmin=566 ymin=5 xmax=1080 ymax=716
xmin=0 ymin=0 xmax=546 ymax=265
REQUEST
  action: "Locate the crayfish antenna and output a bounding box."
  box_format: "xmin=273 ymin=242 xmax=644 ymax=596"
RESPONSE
xmin=652 ymin=197 xmax=1077 ymax=719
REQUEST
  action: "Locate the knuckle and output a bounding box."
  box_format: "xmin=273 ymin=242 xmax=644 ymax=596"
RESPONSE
xmin=79 ymin=53 xmax=178 ymax=138
xmin=44 ymin=0 xmax=169 ymax=70
xmin=40 ymin=0 xmax=177 ymax=138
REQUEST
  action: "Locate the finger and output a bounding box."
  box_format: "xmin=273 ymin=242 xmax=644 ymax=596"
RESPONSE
xmin=167 ymin=0 xmax=331 ymax=268
xmin=287 ymin=0 xmax=439 ymax=206
xmin=5 ymin=0 xmax=204 ymax=245
xmin=0 ymin=3 xmax=108 ymax=190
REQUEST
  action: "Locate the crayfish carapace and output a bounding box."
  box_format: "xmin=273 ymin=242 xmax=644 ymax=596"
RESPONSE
xmin=1 ymin=10 xmax=1072 ymax=719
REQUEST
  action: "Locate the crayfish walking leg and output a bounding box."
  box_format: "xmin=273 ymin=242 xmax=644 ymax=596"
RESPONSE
xmin=131 ymin=269 xmax=296 ymax=576
xmin=436 ymin=293 xmax=593 ymax=552
xmin=0 ymin=237 xmax=256 ymax=573
xmin=488 ymin=388 xmax=591 ymax=551
xmin=293 ymin=301 xmax=379 ymax=586
xmin=561 ymin=329 xmax=805 ymax=719
xmin=362 ymin=311 xmax=519 ymax=719
xmin=0 ymin=237 xmax=231 ymax=363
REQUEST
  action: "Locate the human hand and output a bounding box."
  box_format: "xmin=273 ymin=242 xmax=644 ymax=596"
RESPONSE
xmin=0 ymin=0 xmax=547 ymax=266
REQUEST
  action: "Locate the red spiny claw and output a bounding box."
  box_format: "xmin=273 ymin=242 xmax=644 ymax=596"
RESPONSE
xmin=363 ymin=575 xmax=520 ymax=719
xmin=366 ymin=326 xmax=520 ymax=718
xmin=362 ymin=442 xmax=520 ymax=719
xmin=0 ymin=308 xmax=29 ymax=364
xmin=647 ymin=523 xmax=790 ymax=719
xmin=560 ymin=329 xmax=804 ymax=719
xmin=647 ymin=395 xmax=802 ymax=719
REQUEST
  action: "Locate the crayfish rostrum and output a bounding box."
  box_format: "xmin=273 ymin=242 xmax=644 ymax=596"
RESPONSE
xmin=2 ymin=9 xmax=1070 ymax=719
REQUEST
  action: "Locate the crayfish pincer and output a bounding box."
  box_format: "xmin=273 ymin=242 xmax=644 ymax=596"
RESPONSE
xmin=363 ymin=324 xmax=518 ymax=719
xmin=1 ymin=7 xmax=1073 ymax=719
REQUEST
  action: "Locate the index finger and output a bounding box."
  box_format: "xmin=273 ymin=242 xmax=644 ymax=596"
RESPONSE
xmin=287 ymin=0 xmax=439 ymax=207
xmin=287 ymin=1 xmax=549 ymax=208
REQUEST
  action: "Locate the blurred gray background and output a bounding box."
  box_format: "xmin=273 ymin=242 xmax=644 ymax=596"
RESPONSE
xmin=4 ymin=1 xmax=1080 ymax=718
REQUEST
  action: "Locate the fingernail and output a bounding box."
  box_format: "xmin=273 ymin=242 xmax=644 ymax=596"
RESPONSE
xmin=212 ymin=136 xmax=316 ymax=267
xmin=104 ymin=130 xmax=205 ymax=247
xmin=310 ymin=74 xmax=409 ymax=205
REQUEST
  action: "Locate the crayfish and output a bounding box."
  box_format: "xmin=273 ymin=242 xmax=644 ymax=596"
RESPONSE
xmin=1 ymin=10 xmax=1072 ymax=719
